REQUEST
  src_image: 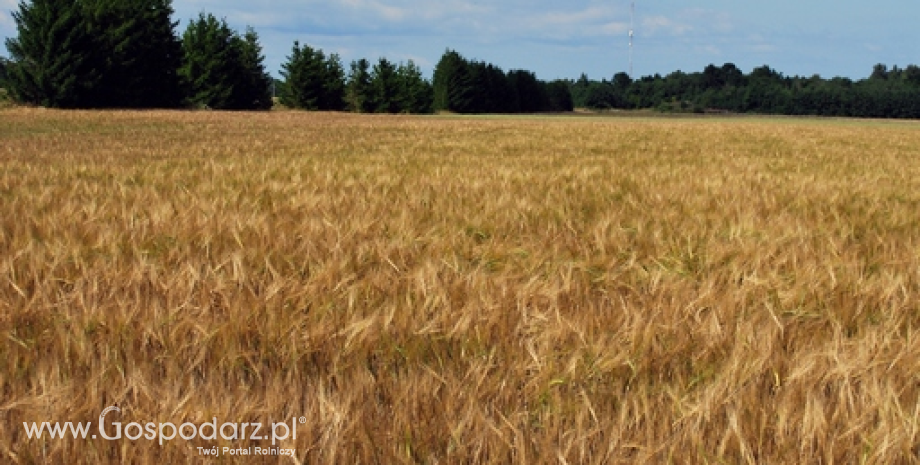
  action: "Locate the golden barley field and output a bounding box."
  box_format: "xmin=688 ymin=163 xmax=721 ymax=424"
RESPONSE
xmin=1 ymin=108 xmax=920 ymax=464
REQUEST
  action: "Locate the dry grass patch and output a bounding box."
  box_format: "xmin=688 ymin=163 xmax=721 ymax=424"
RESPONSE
xmin=1 ymin=109 xmax=920 ymax=463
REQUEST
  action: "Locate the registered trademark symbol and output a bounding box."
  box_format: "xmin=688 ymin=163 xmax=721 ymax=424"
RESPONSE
xmin=299 ymin=417 xmax=306 ymax=424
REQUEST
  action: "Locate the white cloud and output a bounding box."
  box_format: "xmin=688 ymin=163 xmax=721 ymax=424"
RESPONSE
xmin=696 ymin=45 xmax=721 ymax=56
xmin=748 ymin=35 xmax=777 ymax=53
xmin=680 ymin=8 xmax=734 ymax=34
xmin=599 ymin=22 xmax=629 ymax=36
xmin=328 ymin=0 xmax=494 ymax=25
xmin=642 ymin=16 xmax=692 ymax=36
xmin=638 ymin=8 xmax=737 ymax=39
xmin=527 ymin=6 xmax=613 ymax=28
xmin=339 ymin=0 xmax=410 ymax=22
xmin=172 ymin=0 xmax=629 ymax=46
xmin=227 ymin=11 xmax=292 ymax=29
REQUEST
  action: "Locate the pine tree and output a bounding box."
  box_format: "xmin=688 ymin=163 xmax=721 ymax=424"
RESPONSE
xmin=179 ymin=13 xmax=239 ymax=109
xmin=83 ymin=0 xmax=183 ymax=108
xmin=280 ymin=42 xmax=345 ymax=111
xmin=179 ymin=13 xmax=267 ymax=110
xmin=320 ymin=54 xmax=345 ymax=111
xmin=370 ymin=57 xmax=400 ymax=113
xmin=5 ymin=0 xmax=99 ymax=107
xmin=5 ymin=0 xmax=184 ymax=108
xmin=397 ymin=60 xmax=433 ymax=114
xmin=545 ymin=80 xmax=574 ymax=112
xmin=279 ymin=41 xmax=322 ymax=109
xmin=507 ymin=70 xmax=549 ymax=113
xmin=432 ymin=50 xmax=474 ymax=113
xmin=121 ymin=0 xmax=183 ymax=107
xmin=346 ymin=58 xmax=373 ymax=112
xmin=236 ymin=27 xmax=273 ymax=110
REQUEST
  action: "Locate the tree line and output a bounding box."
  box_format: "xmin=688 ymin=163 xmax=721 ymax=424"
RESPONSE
xmin=2 ymin=0 xmax=272 ymax=109
xmin=0 ymin=0 xmax=568 ymax=113
xmin=277 ymin=43 xmax=434 ymax=114
xmin=432 ymin=50 xmax=573 ymax=113
xmin=5 ymin=0 xmax=920 ymax=118
xmin=571 ymin=63 xmax=920 ymax=118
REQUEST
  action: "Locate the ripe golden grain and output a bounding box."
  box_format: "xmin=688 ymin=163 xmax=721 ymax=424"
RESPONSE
xmin=1 ymin=109 xmax=919 ymax=463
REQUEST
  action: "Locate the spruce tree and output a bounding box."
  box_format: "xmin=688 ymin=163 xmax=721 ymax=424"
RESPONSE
xmin=280 ymin=42 xmax=345 ymax=111
xmin=320 ymin=54 xmax=346 ymax=111
xmin=346 ymin=58 xmax=373 ymax=112
xmin=179 ymin=13 xmax=237 ymax=109
xmin=83 ymin=0 xmax=183 ymax=108
xmin=507 ymin=70 xmax=549 ymax=113
xmin=432 ymin=50 xmax=474 ymax=113
xmin=237 ymin=27 xmax=273 ymax=110
xmin=546 ymin=80 xmax=574 ymax=112
xmin=370 ymin=57 xmax=400 ymax=113
xmin=279 ymin=41 xmax=322 ymax=109
xmin=179 ymin=13 xmax=268 ymax=110
xmin=397 ymin=60 xmax=433 ymax=114
xmin=5 ymin=0 xmax=99 ymax=107
xmin=6 ymin=0 xmax=183 ymax=108
xmin=138 ymin=0 xmax=184 ymax=107
xmin=119 ymin=0 xmax=183 ymax=107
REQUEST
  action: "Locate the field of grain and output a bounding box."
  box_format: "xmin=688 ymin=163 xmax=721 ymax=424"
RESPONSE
xmin=1 ymin=108 xmax=919 ymax=463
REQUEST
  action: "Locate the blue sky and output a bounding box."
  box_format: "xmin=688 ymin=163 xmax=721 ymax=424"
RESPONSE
xmin=1 ymin=0 xmax=916 ymax=81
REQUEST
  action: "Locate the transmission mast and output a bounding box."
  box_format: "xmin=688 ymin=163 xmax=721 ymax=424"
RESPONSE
xmin=629 ymin=1 xmax=635 ymax=78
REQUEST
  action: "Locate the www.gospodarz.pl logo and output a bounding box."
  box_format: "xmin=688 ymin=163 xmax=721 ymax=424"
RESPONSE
xmin=23 ymin=405 xmax=306 ymax=456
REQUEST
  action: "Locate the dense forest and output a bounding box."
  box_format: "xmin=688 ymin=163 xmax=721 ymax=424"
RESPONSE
xmin=571 ymin=63 xmax=920 ymax=118
xmin=432 ymin=50 xmax=573 ymax=113
xmin=2 ymin=0 xmax=920 ymax=118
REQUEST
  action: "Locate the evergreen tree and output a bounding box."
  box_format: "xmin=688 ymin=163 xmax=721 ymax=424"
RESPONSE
xmin=279 ymin=41 xmax=315 ymax=109
xmin=5 ymin=0 xmax=99 ymax=107
xmin=178 ymin=13 xmax=269 ymax=110
xmin=236 ymin=27 xmax=273 ymax=110
xmin=870 ymin=64 xmax=889 ymax=81
xmin=5 ymin=0 xmax=183 ymax=108
xmin=467 ymin=61 xmax=506 ymax=113
xmin=320 ymin=53 xmax=346 ymax=111
xmin=432 ymin=49 xmax=474 ymax=113
xmin=507 ymin=70 xmax=548 ymax=113
xmin=397 ymin=60 xmax=433 ymax=114
xmin=280 ymin=42 xmax=345 ymax=111
xmin=433 ymin=49 xmax=559 ymax=114
xmin=546 ymin=80 xmax=574 ymax=112
xmin=346 ymin=58 xmax=373 ymax=112
xmin=179 ymin=13 xmax=241 ymax=109
xmin=570 ymin=73 xmax=591 ymax=108
xmin=904 ymin=65 xmax=920 ymax=87
xmin=83 ymin=0 xmax=183 ymax=108
xmin=370 ymin=57 xmax=400 ymax=113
